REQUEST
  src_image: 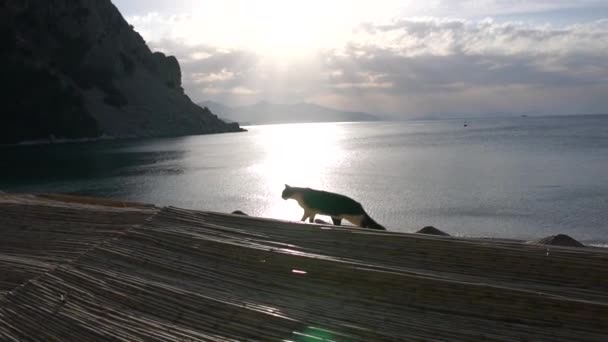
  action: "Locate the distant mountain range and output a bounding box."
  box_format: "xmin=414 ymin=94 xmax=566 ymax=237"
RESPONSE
xmin=198 ymin=101 xmax=381 ymax=125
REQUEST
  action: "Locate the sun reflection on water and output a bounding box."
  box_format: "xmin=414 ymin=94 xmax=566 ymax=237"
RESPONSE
xmin=249 ymin=123 xmax=345 ymax=221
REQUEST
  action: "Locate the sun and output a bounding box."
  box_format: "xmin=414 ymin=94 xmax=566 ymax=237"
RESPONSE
xmin=200 ymin=0 xmax=389 ymax=59
xmin=233 ymin=0 xmax=409 ymax=57
xmin=241 ymin=1 xmax=345 ymax=57
xmin=129 ymin=0 xmax=408 ymax=60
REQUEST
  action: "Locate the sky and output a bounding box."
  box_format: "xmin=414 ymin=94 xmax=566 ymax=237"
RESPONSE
xmin=112 ymin=0 xmax=608 ymax=117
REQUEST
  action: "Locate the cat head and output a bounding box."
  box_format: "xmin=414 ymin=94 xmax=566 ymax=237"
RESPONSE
xmin=281 ymin=184 xmax=293 ymax=200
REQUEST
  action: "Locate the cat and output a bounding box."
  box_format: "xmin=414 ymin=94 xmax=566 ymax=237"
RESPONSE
xmin=281 ymin=184 xmax=386 ymax=230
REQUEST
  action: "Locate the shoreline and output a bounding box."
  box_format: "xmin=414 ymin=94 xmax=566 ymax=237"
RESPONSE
xmin=0 ymin=127 xmax=248 ymax=148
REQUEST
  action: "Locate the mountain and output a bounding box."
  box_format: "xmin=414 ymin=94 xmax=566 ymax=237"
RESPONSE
xmin=198 ymin=101 xmax=381 ymax=125
xmin=0 ymin=0 xmax=243 ymax=144
xmin=198 ymin=101 xmax=236 ymax=122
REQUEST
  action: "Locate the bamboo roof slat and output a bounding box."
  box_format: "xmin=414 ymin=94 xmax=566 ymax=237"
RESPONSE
xmin=0 ymin=194 xmax=607 ymax=341
xmin=0 ymin=194 xmax=157 ymax=294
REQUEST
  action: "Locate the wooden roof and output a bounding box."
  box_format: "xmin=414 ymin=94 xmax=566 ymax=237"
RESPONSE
xmin=1 ymin=194 xmax=607 ymax=341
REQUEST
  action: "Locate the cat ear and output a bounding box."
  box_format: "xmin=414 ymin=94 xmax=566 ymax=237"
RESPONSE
xmin=284 ymin=184 xmax=290 ymax=188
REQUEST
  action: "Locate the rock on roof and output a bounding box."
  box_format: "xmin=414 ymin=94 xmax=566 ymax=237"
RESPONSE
xmin=416 ymin=226 xmax=450 ymax=236
xmin=528 ymin=234 xmax=585 ymax=247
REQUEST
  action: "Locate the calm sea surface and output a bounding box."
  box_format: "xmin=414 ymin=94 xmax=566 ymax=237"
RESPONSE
xmin=2 ymin=115 xmax=607 ymax=245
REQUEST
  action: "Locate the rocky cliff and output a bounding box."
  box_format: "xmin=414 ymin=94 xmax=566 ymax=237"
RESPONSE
xmin=0 ymin=0 xmax=243 ymax=144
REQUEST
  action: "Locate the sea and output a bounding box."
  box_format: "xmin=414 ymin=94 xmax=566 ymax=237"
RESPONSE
xmin=2 ymin=115 xmax=607 ymax=246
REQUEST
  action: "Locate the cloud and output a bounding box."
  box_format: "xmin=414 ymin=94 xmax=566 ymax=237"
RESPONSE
xmin=391 ymin=0 xmax=608 ymax=18
xmin=146 ymin=39 xmax=330 ymax=106
xmin=357 ymin=17 xmax=608 ymax=56
xmin=320 ymin=18 xmax=608 ymax=115
xmin=130 ymin=13 xmax=608 ymax=116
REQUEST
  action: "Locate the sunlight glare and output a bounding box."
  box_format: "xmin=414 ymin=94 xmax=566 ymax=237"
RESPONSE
xmin=187 ymin=0 xmax=408 ymax=58
xmin=129 ymin=0 xmax=412 ymax=61
xmin=243 ymin=1 xmax=344 ymax=57
xmin=250 ymin=123 xmax=345 ymax=221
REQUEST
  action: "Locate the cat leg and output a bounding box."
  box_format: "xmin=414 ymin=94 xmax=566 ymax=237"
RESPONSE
xmin=301 ymin=210 xmax=314 ymax=222
xmin=331 ymin=217 xmax=342 ymax=226
xmin=345 ymin=215 xmax=363 ymax=227
xmin=308 ymin=213 xmax=316 ymax=223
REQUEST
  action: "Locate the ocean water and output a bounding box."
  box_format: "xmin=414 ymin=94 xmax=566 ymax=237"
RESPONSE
xmin=2 ymin=115 xmax=607 ymax=245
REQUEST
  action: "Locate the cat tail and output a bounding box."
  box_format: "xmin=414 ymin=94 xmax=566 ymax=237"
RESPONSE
xmin=362 ymin=213 xmax=386 ymax=230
